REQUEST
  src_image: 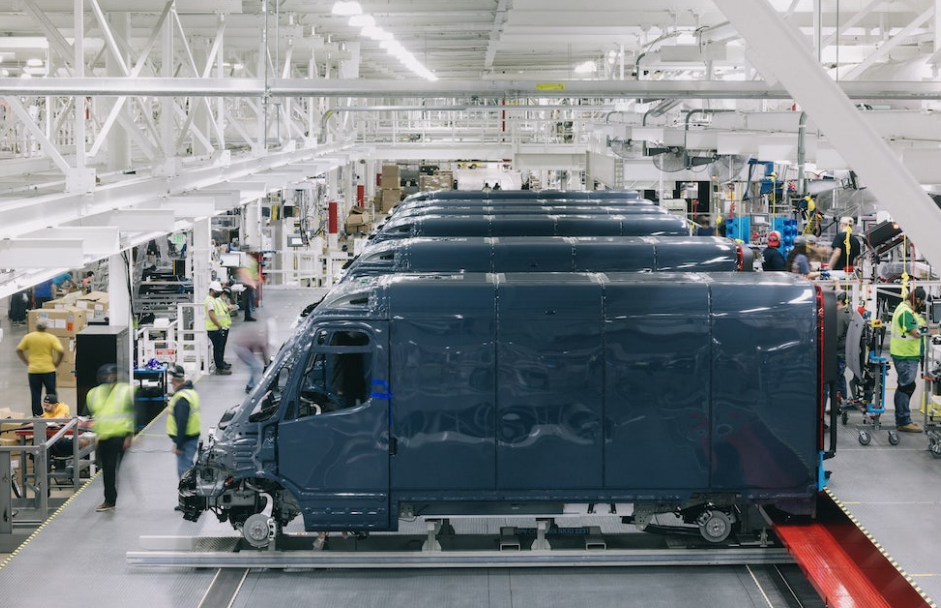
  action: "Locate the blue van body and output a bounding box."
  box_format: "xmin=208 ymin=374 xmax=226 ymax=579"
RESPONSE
xmin=403 ymin=189 xmax=643 ymax=203
xmin=181 ymin=272 xmax=833 ymax=538
xmin=342 ymin=236 xmax=745 ymax=279
xmin=389 ymin=203 xmax=665 ymax=220
xmin=371 ymin=213 xmax=689 ymax=242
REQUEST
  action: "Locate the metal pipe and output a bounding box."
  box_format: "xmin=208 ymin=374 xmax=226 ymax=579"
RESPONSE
xmin=797 ymin=111 xmax=808 ymax=195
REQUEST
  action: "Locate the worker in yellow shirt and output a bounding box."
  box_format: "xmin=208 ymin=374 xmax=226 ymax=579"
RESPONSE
xmin=39 ymin=394 xmax=92 ymax=458
xmin=16 ymin=319 xmax=65 ymax=416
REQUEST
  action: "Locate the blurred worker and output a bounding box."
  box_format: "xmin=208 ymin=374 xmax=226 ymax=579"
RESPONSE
xmin=51 ymin=272 xmax=75 ymax=296
xmin=890 ymin=286 xmax=926 ymax=433
xmin=785 ymin=235 xmax=822 ymax=279
xmin=761 ymin=231 xmax=787 ymax=271
xmin=32 ymin=279 xmax=53 ymax=309
xmin=236 ymin=254 xmax=259 ymax=322
xmin=205 ymin=281 xmax=232 ymax=375
xmin=482 ymin=182 xmax=492 ymax=192
xmin=234 ymin=316 xmax=271 ymax=394
xmin=695 ymin=216 xmax=715 ymax=236
xmin=81 ymin=271 xmax=95 ymax=293
xmin=166 ymin=365 xmax=200 ymax=482
xmin=825 ymin=292 xmax=851 ymax=414
xmin=829 ymin=217 xmax=862 ymax=271
xmin=16 ymin=319 xmax=65 ymax=416
xmin=86 ymin=364 xmax=134 ymax=512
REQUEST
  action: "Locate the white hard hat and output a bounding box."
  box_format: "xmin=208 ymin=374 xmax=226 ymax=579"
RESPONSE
xmin=209 ymin=281 xmax=223 ymax=292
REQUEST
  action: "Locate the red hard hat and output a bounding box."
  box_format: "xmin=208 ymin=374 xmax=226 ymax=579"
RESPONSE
xmin=767 ymin=231 xmax=781 ymax=247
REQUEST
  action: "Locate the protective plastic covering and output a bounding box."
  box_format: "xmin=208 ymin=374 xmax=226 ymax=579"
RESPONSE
xmin=371 ymin=213 xmax=689 ymax=243
xmin=186 ymin=272 xmax=827 ymax=533
xmin=404 ymin=189 xmax=645 ymax=203
xmin=390 ymin=203 xmax=665 ymax=219
xmin=343 ymin=236 xmax=740 ymax=279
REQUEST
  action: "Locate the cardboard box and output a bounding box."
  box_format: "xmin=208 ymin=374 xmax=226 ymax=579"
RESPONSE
xmin=381 ymin=189 xmax=402 ymax=205
xmin=420 ymin=174 xmax=454 ymax=191
xmin=43 ymin=292 xmax=84 ymax=309
xmin=74 ymin=291 xmax=109 ymax=321
xmin=28 ymin=307 xmax=88 ymax=337
xmin=59 ymin=336 xmax=77 ymax=363
xmin=56 ymin=361 xmax=76 ymax=387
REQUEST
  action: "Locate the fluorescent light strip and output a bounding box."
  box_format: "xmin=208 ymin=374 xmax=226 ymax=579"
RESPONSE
xmin=334 ymin=2 xmax=436 ymax=81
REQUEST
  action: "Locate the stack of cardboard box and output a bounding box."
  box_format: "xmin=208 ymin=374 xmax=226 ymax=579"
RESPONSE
xmin=27 ymin=308 xmax=88 ymax=388
xmin=379 ymin=164 xmax=402 ymax=214
xmin=419 ymin=170 xmax=453 ymax=192
xmin=45 ymin=290 xmax=109 ymax=324
xmin=0 ymin=408 xmax=28 ymax=475
xmin=344 ymin=206 xmax=371 ymax=234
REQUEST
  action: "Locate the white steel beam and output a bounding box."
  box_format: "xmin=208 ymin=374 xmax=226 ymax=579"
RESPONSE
xmin=0 ymin=239 xmax=84 ymax=268
xmin=68 ymin=208 xmax=177 ymax=232
xmin=182 ymin=190 xmax=241 ymax=212
xmin=843 ymin=7 xmax=934 ymax=81
xmin=3 ymin=96 xmax=70 ymax=173
xmin=4 ymin=77 xmax=941 ymax=100
xmin=23 ymin=227 xmax=120 ymax=256
xmin=160 ymin=197 xmax=217 ymax=218
xmin=23 ymin=0 xmax=74 ymax=72
xmin=821 ymin=0 xmax=883 ymax=48
xmin=712 ymin=0 xmax=941 ymax=268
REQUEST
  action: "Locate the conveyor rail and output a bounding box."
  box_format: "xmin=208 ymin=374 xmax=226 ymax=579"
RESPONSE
xmin=127 ymin=533 xmax=794 ymax=570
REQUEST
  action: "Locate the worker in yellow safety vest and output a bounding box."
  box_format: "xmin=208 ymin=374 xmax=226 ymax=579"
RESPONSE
xmin=166 ymin=364 xmax=200 ymax=486
xmin=890 ymin=286 xmax=927 ymax=433
xmin=205 ymin=281 xmax=232 ymax=375
xmin=86 ymin=364 xmax=134 ymax=512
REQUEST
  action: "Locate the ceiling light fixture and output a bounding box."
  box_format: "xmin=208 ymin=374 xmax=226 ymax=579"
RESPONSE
xmin=348 ymin=14 xmax=374 ymax=28
xmin=331 ymin=1 xmax=362 ymax=16
xmin=574 ymin=61 xmax=597 ymax=74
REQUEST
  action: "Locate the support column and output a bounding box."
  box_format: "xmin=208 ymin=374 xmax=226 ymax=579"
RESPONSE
xmin=108 ymin=253 xmax=133 ymax=379
xmin=712 ymin=0 xmax=941 ymax=269
xmin=107 ymin=11 xmax=131 ymax=172
xmin=191 ymin=218 xmax=211 ymax=321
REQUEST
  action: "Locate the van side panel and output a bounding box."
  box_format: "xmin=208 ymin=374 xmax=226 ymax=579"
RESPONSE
xmin=491 ymin=240 xmax=576 ymax=272
xmin=555 ymin=216 xmax=623 ymax=236
xmin=618 ymin=215 xmax=689 ymax=236
xmin=574 ymin=242 xmax=656 ymax=272
xmin=388 ymin=280 xmax=497 ymax=491
xmin=654 ymin=240 xmax=738 ymax=271
xmin=404 ymin=241 xmax=492 ymax=272
xmin=489 ymin=215 xmax=559 ymax=236
xmin=603 ymin=281 xmax=711 ymax=490
xmin=496 ymin=278 xmax=604 ymax=490
xmin=708 ymin=282 xmax=818 ymax=495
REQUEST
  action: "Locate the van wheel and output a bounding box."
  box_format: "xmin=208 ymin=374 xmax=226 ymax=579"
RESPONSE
xmin=242 ymin=513 xmax=273 ymax=548
xmin=698 ymin=511 xmax=732 ymax=543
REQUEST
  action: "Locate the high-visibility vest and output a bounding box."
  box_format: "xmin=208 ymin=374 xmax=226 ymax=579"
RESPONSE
xmin=166 ymin=388 xmax=201 ymax=438
xmin=890 ymin=301 xmax=925 ymax=359
xmin=87 ymin=383 xmax=134 ymax=439
xmin=205 ymin=295 xmax=231 ymax=330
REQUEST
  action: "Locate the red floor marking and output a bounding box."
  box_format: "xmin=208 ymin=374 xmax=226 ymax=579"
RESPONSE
xmin=773 ymin=494 xmax=932 ymax=608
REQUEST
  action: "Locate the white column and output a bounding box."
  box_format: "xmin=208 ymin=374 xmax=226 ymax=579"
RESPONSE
xmin=712 ymin=0 xmax=941 ymax=269
xmin=108 ymin=253 xmax=133 ymax=379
